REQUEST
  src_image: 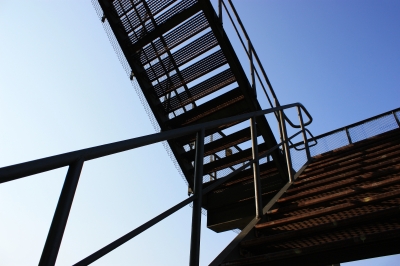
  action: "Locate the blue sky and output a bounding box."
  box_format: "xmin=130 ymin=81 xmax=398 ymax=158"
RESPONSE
xmin=0 ymin=1 xmax=399 ymax=265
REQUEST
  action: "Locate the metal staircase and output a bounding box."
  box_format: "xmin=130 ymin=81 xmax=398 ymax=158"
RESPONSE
xmin=97 ymin=0 xmax=294 ymax=232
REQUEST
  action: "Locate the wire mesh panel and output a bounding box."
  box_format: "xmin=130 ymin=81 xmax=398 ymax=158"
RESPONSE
xmin=348 ymin=113 xmax=398 ymax=143
xmin=302 ymin=109 xmax=400 ymax=159
xmin=310 ymin=130 xmax=349 ymax=157
xmin=396 ymin=111 xmax=400 ymax=122
xmin=290 ymin=148 xmax=308 ymax=172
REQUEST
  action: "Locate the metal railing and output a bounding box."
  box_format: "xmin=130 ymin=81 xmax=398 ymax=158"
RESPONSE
xmin=216 ymin=0 xmax=312 ymax=153
xmin=291 ymin=107 xmax=400 ymax=158
xmin=0 ymin=103 xmax=313 ymax=266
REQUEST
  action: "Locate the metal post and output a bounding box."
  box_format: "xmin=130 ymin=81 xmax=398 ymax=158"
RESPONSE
xmin=218 ymin=0 xmax=223 ymax=25
xmin=189 ymin=129 xmax=205 ymax=266
xmin=345 ymin=128 xmax=352 ymax=144
xmin=250 ymin=117 xmax=263 ymax=218
xmin=275 ymin=99 xmax=284 ymax=152
xmin=39 ymin=159 xmax=84 ymax=266
xmin=279 ymin=110 xmax=294 ymax=182
xmin=393 ymin=111 xmax=400 ymax=127
xmin=297 ymin=106 xmax=311 ymax=160
xmin=248 ymin=40 xmax=256 ymax=96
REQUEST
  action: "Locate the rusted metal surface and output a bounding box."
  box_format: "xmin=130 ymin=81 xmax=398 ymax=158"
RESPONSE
xmin=221 ymin=128 xmax=400 ymax=265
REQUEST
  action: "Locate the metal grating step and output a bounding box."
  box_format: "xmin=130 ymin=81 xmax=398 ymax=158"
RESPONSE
xmin=167 ymin=87 xmax=246 ymax=127
xmin=146 ymin=30 xmax=218 ymax=81
xmin=127 ymin=0 xmax=199 ymax=45
xmin=119 ymin=0 xmax=176 ymax=33
xmin=153 ymin=49 xmax=227 ymax=97
xmin=183 ymin=127 xmax=257 ymax=162
xmin=135 ymin=12 xmax=209 ymax=65
xmin=203 ymin=142 xmax=271 ymax=175
xmin=161 ymin=68 xmax=235 ymax=113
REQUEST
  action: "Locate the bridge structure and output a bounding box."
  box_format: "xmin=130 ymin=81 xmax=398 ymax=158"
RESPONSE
xmin=1 ymin=0 xmax=400 ymax=265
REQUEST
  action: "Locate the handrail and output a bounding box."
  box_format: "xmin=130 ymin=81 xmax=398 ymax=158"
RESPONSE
xmin=0 ymin=103 xmax=314 ymax=266
xmin=0 ymin=103 xmax=311 ymax=184
xmin=218 ymin=0 xmax=313 ymax=129
xmin=218 ymin=0 xmax=312 ymax=128
xmin=289 ymin=128 xmax=318 ymax=151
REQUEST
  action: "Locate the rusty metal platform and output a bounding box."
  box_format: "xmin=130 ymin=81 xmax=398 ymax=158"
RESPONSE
xmin=219 ymin=128 xmax=400 ymax=265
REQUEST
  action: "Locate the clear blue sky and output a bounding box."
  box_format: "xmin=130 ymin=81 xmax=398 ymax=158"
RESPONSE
xmin=0 ymin=1 xmax=399 ymax=265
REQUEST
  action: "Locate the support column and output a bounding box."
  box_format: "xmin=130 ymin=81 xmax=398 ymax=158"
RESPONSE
xmin=39 ymin=159 xmax=84 ymax=266
xmin=189 ymin=129 xmax=205 ymax=266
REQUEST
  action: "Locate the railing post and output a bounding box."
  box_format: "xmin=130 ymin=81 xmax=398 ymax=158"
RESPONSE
xmin=250 ymin=117 xmax=263 ymax=219
xmin=275 ymin=100 xmax=285 ymax=153
xmin=393 ymin=111 xmax=400 ymax=127
xmin=279 ymin=109 xmax=294 ymax=182
xmin=297 ymin=106 xmax=311 ymax=160
xmin=189 ymin=129 xmax=205 ymax=266
xmin=39 ymin=159 xmax=84 ymax=266
xmin=248 ymin=40 xmax=256 ymax=96
xmin=345 ymin=128 xmax=352 ymax=144
xmin=218 ymin=0 xmax=223 ymax=25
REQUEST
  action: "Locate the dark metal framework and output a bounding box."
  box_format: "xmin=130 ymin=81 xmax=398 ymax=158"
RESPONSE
xmin=0 ymin=103 xmax=313 ymax=266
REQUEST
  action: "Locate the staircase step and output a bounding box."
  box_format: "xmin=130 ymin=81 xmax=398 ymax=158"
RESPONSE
xmin=161 ymin=68 xmax=235 ymax=113
xmin=270 ymin=171 xmax=400 ymax=214
xmin=289 ymin=145 xmax=400 ymax=191
xmin=167 ymin=87 xmax=248 ymax=127
xmin=183 ymin=126 xmax=257 ymax=162
xmin=127 ymin=0 xmax=201 ymax=51
xmin=119 ymin=0 xmax=176 ymax=34
xmin=136 ymin=12 xmax=209 ymax=65
xmin=279 ymin=165 xmax=400 ymax=206
xmin=241 ymin=206 xmax=400 ymax=248
xmin=146 ymin=30 xmax=218 ymax=81
xmin=203 ymin=142 xmax=271 ymax=175
xmin=153 ymin=49 xmax=227 ymax=97
xmin=307 ymin=128 xmax=400 ymax=169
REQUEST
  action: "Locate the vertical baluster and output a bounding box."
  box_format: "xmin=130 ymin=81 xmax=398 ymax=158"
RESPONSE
xmin=279 ymin=110 xmax=294 ymax=182
xmin=345 ymin=128 xmax=352 ymax=144
xmin=218 ymin=0 xmax=223 ymax=25
xmin=297 ymin=106 xmax=311 ymax=160
xmin=39 ymin=159 xmax=84 ymax=266
xmin=250 ymin=117 xmax=263 ymax=218
xmin=393 ymin=111 xmax=400 ymax=127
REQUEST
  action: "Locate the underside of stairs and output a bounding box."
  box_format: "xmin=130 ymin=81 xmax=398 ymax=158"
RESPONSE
xmin=216 ymin=128 xmax=400 ymax=265
xmin=97 ymin=0 xmax=289 ymax=232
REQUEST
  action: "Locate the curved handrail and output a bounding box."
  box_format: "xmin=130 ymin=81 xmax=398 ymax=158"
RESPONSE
xmin=289 ymin=128 xmax=318 ymax=151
